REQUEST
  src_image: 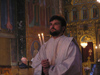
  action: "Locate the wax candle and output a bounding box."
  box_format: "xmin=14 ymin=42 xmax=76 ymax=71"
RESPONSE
xmin=38 ymin=34 xmax=42 ymax=46
xmin=41 ymin=33 xmax=45 ymax=44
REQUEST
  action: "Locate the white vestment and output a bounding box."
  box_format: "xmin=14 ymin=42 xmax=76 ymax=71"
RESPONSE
xmin=31 ymin=35 xmax=82 ymax=75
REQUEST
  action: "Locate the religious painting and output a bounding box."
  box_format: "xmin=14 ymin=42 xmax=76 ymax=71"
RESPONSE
xmin=82 ymin=6 xmax=88 ymax=20
xmin=73 ymin=8 xmax=77 ymax=21
xmin=39 ymin=0 xmax=46 ymax=26
xmin=83 ymin=10 xmax=88 ymax=19
xmin=28 ymin=0 xmax=46 ymax=27
xmin=93 ymin=8 xmax=98 ymax=18
xmin=28 ymin=0 xmax=39 ymax=27
xmin=92 ymin=5 xmax=98 ymax=18
xmin=31 ymin=41 xmax=40 ymax=57
xmin=1 ymin=0 xmax=15 ymax=31
xmin=73 ymin=11 xmax=77 ymax=20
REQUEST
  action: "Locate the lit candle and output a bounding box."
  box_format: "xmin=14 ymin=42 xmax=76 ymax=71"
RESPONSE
xmin=38 ymin=34 xmax=42 ymax=46
xmin=41 ymin=33 xmax=45 ymax=44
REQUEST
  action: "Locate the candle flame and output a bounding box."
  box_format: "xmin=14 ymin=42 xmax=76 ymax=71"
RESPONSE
xmin=41 ymin=33 xmax=43 ymax=36
xmin=38 ymin=34 xmax=40 ymax=37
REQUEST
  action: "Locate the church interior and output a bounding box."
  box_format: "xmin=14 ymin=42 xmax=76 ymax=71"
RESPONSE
xmin=0 ymin=0 xmax=100 ymax=75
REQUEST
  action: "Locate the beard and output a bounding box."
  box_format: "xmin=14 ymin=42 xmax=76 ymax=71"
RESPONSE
xmin=50 ymin=30 xmax=61 ymax=36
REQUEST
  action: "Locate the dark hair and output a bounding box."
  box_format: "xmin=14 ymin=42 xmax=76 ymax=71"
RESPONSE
xmin=49 ymin=15 xmax=66 ymax=28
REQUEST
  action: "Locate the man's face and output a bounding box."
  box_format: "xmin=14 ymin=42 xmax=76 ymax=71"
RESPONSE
xmin=49 ymin=20 xmax=63 ymax=36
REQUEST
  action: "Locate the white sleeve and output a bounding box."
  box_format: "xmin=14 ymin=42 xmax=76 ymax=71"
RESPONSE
xmin=31 ymin=44 xmax=48 ymax=75
xmin=31 ymin=43 xmax=47 ymax=68
xmin=31 ymin=52 xmax=41 ymax=68
xmin=49 ymin=41 xmax=82 ymax=75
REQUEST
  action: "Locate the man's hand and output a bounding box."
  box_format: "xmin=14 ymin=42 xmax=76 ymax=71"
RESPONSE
xmin=41 ymin=59 xmax=50 ymax=75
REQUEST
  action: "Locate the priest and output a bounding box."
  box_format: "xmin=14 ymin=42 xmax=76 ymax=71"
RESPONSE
xmin=31 ymin=15 xmax=82 ymax=75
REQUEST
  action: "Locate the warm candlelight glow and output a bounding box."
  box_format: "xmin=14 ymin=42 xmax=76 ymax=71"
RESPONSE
xmin=95 ymin=46 xmax=97 ymax=49
xmin=41 ymin=33 xmax=43 ymax=36
xmin=97 ymin=0 xmax=100 ymax=3
xmin=81 ymin=42 xmax=88 ymax=48
xmin=38 ymin=34 xmax=42 ymax=46
xmin=38 ymin=33 xmax=45 ymax=46
xmin=38 ymin=34 xmax=40 ymax=37
xmin=41 ymin=33 xmax=45 ymax=44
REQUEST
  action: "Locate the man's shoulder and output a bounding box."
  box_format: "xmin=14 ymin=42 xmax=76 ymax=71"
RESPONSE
xmin=62 ymin=35 xmax=74 ymax=41
xmin=64 ymin=36 xmax=78 ymax=45
xmin=44 ymin=35 xmax=74 ymax=44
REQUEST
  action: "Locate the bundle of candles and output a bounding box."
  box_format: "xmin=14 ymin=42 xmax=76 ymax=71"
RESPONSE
xmin=38 ymin=33 xmax=45 ymax=46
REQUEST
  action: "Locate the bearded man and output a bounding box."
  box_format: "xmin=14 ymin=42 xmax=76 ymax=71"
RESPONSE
xmin=31 ymin=15 xmax=82 ymax=75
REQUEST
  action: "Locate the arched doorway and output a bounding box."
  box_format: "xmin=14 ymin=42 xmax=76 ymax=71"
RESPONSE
xmin=82 ymin=42 xmax=94 ymax=62
xmin=80 ymin=35 xmax=94 ymax=62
